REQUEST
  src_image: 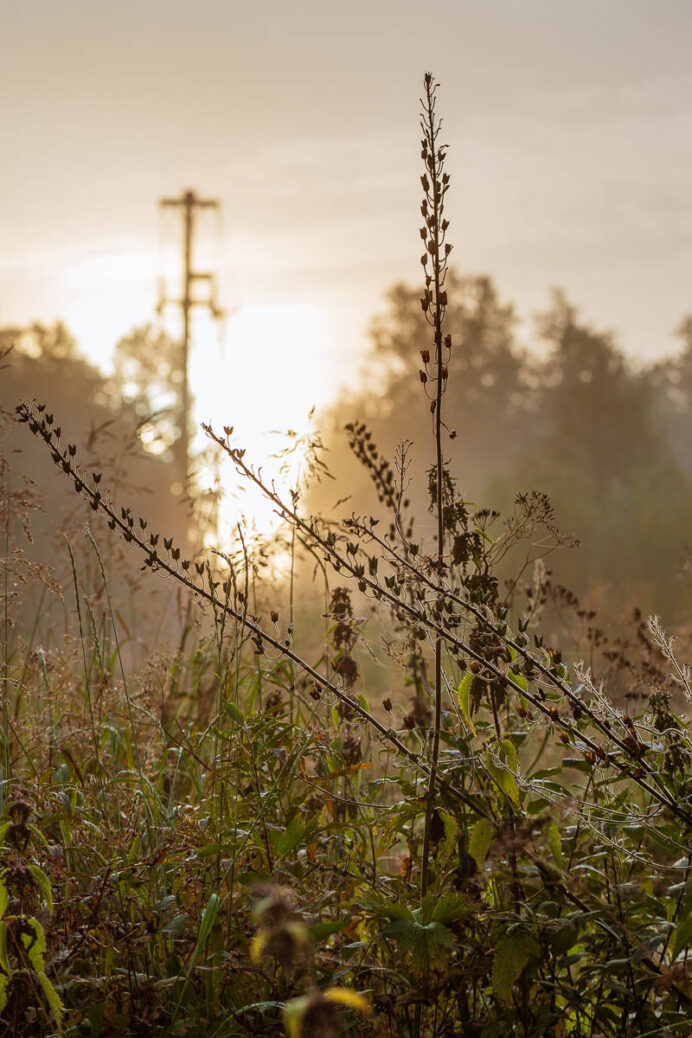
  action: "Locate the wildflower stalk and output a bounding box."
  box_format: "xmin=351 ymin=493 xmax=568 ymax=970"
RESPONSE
xmin=418 ymin=72 xmax=453 ymax=897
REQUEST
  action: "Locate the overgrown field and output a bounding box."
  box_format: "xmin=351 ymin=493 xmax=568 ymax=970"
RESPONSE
xmin=2 ymin=76 xmax=692 ymax=1038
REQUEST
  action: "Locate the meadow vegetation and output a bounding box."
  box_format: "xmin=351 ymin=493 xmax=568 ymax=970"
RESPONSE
xmin=2 ymin=75 xmax=692 ymax=1037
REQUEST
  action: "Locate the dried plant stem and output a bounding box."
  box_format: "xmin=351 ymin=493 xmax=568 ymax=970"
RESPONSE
xmin=419 ymin=72 xmax=452 ymax=898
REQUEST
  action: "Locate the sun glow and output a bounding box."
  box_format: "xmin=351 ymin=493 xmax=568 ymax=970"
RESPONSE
xmin=188 ymin=301 xmax=337 ymax=539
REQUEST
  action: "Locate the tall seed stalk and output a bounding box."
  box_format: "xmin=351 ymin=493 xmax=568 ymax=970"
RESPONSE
xmin=419 ymin=73 xmax=453 ymax=897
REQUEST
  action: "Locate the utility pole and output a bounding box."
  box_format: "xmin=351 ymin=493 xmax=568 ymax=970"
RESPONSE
xmin=158 ymin=189 xmax=223 ymax=494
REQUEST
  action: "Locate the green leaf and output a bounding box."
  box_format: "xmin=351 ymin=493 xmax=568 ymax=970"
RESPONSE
xmin=0 ymin=875 xmax=7 ymax=921
xmin=457 ymin=675 xmax=475 ymax=735
xmin=37 ymin=971 xmax=63 ymax=1031
xmin=562 ymin=758 xmax=592 ymax=773
xmin=17 ymin=917 xmax=63 ymax=1028
xmin=127 ymin=834 xmax=141 ymax=865
xmin=0 ymin=920 xmax=9 ymax=973
xmin=438 ymin=809 xmax=459 ymax=866
xmin=225 ymin=702 xmax=245 ymax=726
xmin=550 ymin=925 xmax=579 ymax=957
xmin=277 ymin=817 xmax=304 ymax=857
xmin=501 ymin=738 xmax=519 ymax=772
xmin=674 ymin=911 xmax=692 ymax=959
xmin=198 ymin=892 xmax=221 ymax=944
xmin=0 ymin=972 xmax=8 ymax=1016
xmin=468 ymin=818 xmax=494 ymax=867
xmin=546 ymin=824 xmax=563 ymax=869
xmin=28 ymin=824 xmax=50 ymax=850
xmin=430 ymin=893 xmax=468 ymax=925
xmin=191 ymin=892 xmax=221 ymax=966
xmin=508 ymin=669 xmax=527 ymax=693
xmin=20 ymin=917 xmax=47 ymax=973
xmin=29 ymin=865 xmax=53 ymax=916
xmin=160 ymin=913 xmax=190 ymax=936
xmin=493 ymin=933 xmax=540 ymax=1002
xmin=308 ymin=920 xmax=346 ymax=942
xmin=383 ymin=917 xmax=454 ymax=966
xmin=486 ymin=740 xmax=520 ymax=805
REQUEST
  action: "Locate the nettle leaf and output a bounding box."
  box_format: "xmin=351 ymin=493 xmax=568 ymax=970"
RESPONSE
xmin=457 ymin=674 xmax=475 ymax=735
xmin=37 ymin=971 xmax=63 ymax=1031
xmin=468 ymin=818 xmax=494 ymax=867
xmin=386 ymin=918 xmax=455 ymax=966
xmin=492 ymin=932 xmax=540 ymax=1002
xmin=381 ymin=903 xmax=415 ymax=924
xmin=19 ymin=918 xmax=63 ymax=1029
xmin=20 ymin=917 xmax=48 ymax=973
xmin=383 ymin=904 xmax=456 ymax=966
xmin=547 ymin=925 xmax=580 ymax=954
xmin=438 ymin=809 xmax=460 ymax=865
xmin=428 ymin=893 xmax=468 ymax=926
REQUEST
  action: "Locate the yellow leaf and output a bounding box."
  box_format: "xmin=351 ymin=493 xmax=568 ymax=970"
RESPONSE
xmin=468 ymin=818 xmax=494 ymax=867
xmin=249 ymin=932 xmax=267 ymax=965
xmin=324 ymin=987 xmax=371 ymax=1013
xmin=457 ymin=674 xmax=475 ymax=735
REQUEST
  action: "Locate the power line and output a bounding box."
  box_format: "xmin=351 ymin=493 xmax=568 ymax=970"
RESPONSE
xmin=157 ymin=189 xmax=223 ymax=493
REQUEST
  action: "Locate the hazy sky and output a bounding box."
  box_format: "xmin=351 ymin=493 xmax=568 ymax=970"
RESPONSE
xmin=3 ymin=0 xmax=692 ymax=442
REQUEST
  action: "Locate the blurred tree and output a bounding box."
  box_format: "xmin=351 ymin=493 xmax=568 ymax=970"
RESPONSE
xmin=0 ymin=322 xmax=189 ymax=645
xmin=313 ymin=271 xmax=529 ymax=524
xmin=315 ymin=278 xmax=692 ymax=624
xmin=111 ymin=323 xmax=181 ymax=460
xmin=504 ymin=292 xmax=692 ymax=618
xmin=649 ymin=314 xmax=692 ymax=480
xmin=365 ymin=272 xmax=526 ymax=486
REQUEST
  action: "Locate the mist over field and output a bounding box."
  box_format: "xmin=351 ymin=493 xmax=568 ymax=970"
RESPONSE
xmin=1 ymin=5 xmax=692 ymax=1036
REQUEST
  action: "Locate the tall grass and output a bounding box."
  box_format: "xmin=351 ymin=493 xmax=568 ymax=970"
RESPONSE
xmin=4 ymin=74 xmax=692 ymax=1038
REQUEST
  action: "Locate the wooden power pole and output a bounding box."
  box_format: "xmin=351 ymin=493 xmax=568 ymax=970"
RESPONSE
xmin=158 ymin=189 xmax=223 ymax=493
